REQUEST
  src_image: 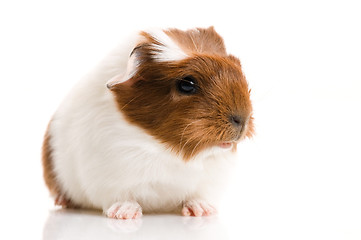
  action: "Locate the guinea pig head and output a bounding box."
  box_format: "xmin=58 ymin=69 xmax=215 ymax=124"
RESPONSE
xmin=108 ymin=27 xmax=254 ymax=160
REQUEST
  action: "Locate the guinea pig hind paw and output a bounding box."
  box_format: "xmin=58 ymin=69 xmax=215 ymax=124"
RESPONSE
xmin=182 ymin=200 xmax=217 ymax=217
xmin=54 ymin=195 xmax=74 ymax=208
xmin=105 ymin=201 xmax=143 ymax=219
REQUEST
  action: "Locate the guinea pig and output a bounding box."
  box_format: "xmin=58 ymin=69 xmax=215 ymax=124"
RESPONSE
xmin=42 ymin=27 xmax=254 ymax=219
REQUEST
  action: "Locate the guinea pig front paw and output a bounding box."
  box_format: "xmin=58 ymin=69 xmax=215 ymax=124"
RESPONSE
xmin=182 ymin=200 xmax=217 ymax=217
xmin=105 ymin=201 xmax=143 ymax=219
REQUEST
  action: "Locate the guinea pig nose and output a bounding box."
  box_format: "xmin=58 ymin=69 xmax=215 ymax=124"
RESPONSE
xmin=229 ymin=115 xmax=244 ymax=128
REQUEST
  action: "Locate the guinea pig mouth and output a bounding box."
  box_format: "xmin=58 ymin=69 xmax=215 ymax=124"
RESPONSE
xmin=217 ymin=142 xmax=234 ymax=149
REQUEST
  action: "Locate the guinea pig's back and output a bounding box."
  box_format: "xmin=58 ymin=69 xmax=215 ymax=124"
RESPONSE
xmin=43 ymin=35 xmax=138 ymax=208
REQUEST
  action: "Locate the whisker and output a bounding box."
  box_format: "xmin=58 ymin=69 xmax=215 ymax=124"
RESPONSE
xmin=120 ymin=96 xmax=138 ymax=111
xmin=190 ymin=135 xmax=205 ymax=158
xmin=189 ymin=126 xmax=216 ymax=158
xmin=179 ymin=134 xmax=197 ymax=155
xmin=179 ymin=119 xmax=202 ymax=147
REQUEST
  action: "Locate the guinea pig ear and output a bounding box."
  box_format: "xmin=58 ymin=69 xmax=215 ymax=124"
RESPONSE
xmin=106 ymin=49 xmax=139 ymax=89
xmin=228 ymin=54 xmax=242 ymax=66
xmin=107 ymin=29 xmax=189 ymax=89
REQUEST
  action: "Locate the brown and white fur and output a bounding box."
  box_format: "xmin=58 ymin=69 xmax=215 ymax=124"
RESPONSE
xmin=42 ymin=27 xmax=254 ymax=219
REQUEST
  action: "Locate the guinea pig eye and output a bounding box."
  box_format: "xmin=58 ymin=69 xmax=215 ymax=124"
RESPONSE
xmin=176 ymin=76 xmax=198 ymax=95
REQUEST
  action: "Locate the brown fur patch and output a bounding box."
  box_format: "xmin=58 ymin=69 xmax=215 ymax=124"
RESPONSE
xmin=42 ymin=122 xmax=59 ymax=196
xmin=109 ymin=28 xmax=254 ymax=160
xmin=165 ymin=27 xmax=227 ymax=56
xmin=42 ymin=122 xmax=76 ymax=208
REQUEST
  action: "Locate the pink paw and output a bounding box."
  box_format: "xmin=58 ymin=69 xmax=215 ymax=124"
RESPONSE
xmin=105 ymin=201 xmax=142 ymax=219
xmin=182 ymin=200 xmax=217 ymax=217
xmin=54 ymin=195 xmax=77 ymax=208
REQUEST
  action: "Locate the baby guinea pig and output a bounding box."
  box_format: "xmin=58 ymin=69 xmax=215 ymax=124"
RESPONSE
xmin=42 ymin=27 xmax=254 ymax=219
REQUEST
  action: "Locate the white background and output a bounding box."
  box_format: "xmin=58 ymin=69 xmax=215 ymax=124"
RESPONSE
xmin=0 ymin=0 xmax=360 ymax=239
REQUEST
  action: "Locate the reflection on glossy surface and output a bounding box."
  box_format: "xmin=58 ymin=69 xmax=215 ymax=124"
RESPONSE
xmin=43 ymin=209 xmax=227 ymax=240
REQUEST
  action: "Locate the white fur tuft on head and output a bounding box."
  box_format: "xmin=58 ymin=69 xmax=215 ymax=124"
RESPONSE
xmin=144 ymin=29 xmax=189 ymax=62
